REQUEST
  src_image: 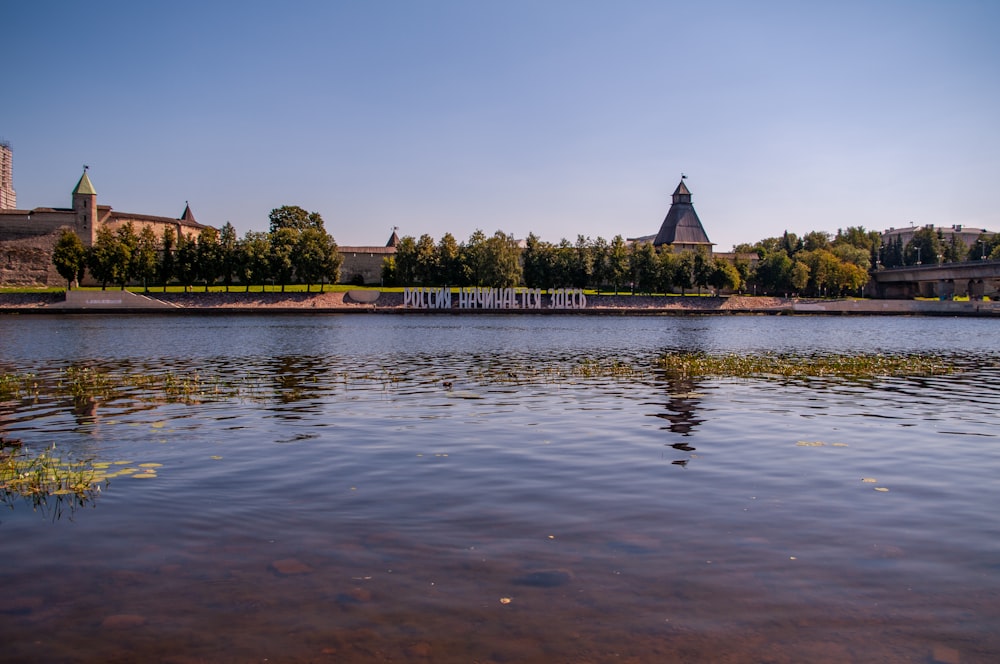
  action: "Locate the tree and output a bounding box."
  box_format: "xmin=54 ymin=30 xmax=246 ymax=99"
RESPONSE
xmin=755 ymin=250 xmax=793 ymax=295
xmin=607 ymin=235 xmax=630 ymax=295
xmin=392 ymin=236 xmax=418 ymax=285
xmin=87 ymin=225 xmax=131 ymax=290
xmin=942 ymin=234 xmax=967 ymax=263
xmin=381 ymin=256 xmax=397 ymax=286
xmin=905 ymin=226 xmax=942 ymax=265
xmin=673 ymin=251 xmax=695 ymax=296
xmin=692 ymin=249 xmax=713 ymax=295
xmin=196 ymin=227 xmax=222 ymax=291
xmin=219 ymin=222 xmax=239 ymax=291
xmin=832 ymin=243 xmax=871 ymax=271
xmin=269 ymin=205 xmax=325 ymax=233
xmin=656 ymin=248 xmax=677 ymax=294
xmin=572 ymin=235 xmax=593 ymax=289
xmin=293 ymin=227 xmax=342 ymax=291
xmin=414 ymin=234 xmax=438 ymax=285
xmin=269 ymin=227 xmax=298 ymax=291
xmin=159 ymin=226 xmax=176 ymax=290
xmin=629 ymin=241 xmax=658 ymax=294
xmin=115 ymin=222 xmax=139 ymax=289
xmin=590 ymin=236 xmax=610 ymax=293
xmin=460 ymin=230 xmax=489 ymax=285
xmin=789 ymin=260 xmax=810 ymax=293
xmin=173 ymin=232 xmax=199 ymax=292
xmin=709 ymin=259 xmax=741 ymax=294
xmin=481 ymin=230 xmax=522 ymax=288
xmin=802 ymin=231 xmax=831 ymax=252
xmin=237 ymin=231 xmax=271 ymax=291
xmin=133 ymin=225 xmax=160 ymax=292
xmin=52 ymin=229 xmax=87 ymax=289
xmin=552 ymin=238 xmax=576 ymax=288
xmin=436 ymin=233 xmax=462 ymax=285
xmin=522 ymin=233 xmax=554 ymax=289
xmin=321 ymin=233 xmax=343 ymax=287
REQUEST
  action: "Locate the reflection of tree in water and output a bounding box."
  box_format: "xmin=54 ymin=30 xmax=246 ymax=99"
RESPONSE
xmin=268 ymin=356 xmax=331 ymax=405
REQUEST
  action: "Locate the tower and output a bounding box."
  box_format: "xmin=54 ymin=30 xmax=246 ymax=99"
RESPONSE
xmin=72 ymin=167 xmax=99 ymax=245
xmin=0 ymin=141 xmax=15 ymax=210
xmin=653 ymin=178 xmax=713 ymax=253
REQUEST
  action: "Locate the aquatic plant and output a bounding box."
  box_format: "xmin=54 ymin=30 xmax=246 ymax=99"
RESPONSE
xmin=0 ymin=372 xmax=39 ymax=400
xmin=656 ymin=351 xmax=956 ymax=379
xmin=1 ymin=442 xmax=162 ymax=517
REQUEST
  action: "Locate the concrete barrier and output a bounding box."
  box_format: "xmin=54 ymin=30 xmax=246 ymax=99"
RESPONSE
xmin=53 ymin=290 xmax=179 ymax=309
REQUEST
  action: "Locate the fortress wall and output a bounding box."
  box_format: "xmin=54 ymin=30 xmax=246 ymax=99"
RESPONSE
xmin=0 ymin=231 xmax=63 ymax=286
xmin=340 ymin=250 xmax=393 ymax=285
xmin=103 ymin=217 xmax=201 ymax=241
xmin=0 ymin=210 xmax=77 ymax=240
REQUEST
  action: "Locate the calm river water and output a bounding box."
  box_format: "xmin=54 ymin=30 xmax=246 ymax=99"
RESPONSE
xmin=1 ymin=314 xmax=999 ymax=663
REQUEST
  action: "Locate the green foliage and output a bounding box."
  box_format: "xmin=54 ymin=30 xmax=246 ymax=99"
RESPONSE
xmin=268 ymin=205 xmax=324 ymax=233
xmin=237 ymin=231 xmax=270 ymax=292
xmin=173 ymin=232 xmax=199 ymax=291
xmin=87 ymin=225 xmax=130 ymax=289
xmin=159 ymin=226 xmax=175 ymax=289
xmin=196 ymin=227 xmax=222 ymax=291
xmin=219 ymin=222 xmax=239 ymax=291
xmin=269 ymin=227 xmax=298 ymax=292
xmin=607 ymin=235 xmax=630 ymax=294
xmin=629 ymin=241 xmax=658 ymax=294
xmin=51 ymin=228 xmax=86 ymax=289
xmin=294 ymin=227 xmax=342 ymax=291
xmin=905 ymin=226 xmax=942 ymax=265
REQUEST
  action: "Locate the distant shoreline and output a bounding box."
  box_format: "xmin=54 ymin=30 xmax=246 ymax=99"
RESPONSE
xmin=1 ymin=291 xmax=998 ymax=317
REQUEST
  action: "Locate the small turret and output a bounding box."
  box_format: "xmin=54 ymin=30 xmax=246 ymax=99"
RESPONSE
xmin=72 ymin=167 xmax=98 ymax=245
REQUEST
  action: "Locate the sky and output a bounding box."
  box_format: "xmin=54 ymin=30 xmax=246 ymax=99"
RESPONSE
xmin=3 ymin=0 xmax=999 ymax=251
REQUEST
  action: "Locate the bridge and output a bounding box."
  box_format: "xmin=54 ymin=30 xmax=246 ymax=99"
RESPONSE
xmin=872 ymin=259 xmax=1000 ymax=299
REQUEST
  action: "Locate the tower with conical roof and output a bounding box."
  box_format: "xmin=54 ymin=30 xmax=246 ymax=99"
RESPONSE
xmin=180 ymin=201 xmax=197 ymax=223
xmin=653 ymin=179 xmax=713 ymax=253
xmin=73 ymin=167 xmax=99 ymax=245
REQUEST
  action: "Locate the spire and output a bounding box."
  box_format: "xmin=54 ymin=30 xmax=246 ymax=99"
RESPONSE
xmin=73 ymin=167 xmax=97 ymax=196
xmin=386 ymin=227 xmax=400 ymax=247
xmin=180 ymin=201 xmax=196 ymax=223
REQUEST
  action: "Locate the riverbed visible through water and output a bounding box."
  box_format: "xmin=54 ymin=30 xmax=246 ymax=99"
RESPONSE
xmin=1 ymin=314 xmax=999 ymax=663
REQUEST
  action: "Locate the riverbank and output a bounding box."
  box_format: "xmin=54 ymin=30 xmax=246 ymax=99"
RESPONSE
xmin=1 ymin=291 xmax=998 ymax=316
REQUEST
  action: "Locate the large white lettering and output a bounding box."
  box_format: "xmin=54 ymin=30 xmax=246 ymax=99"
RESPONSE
xmin=403 ymin=287 xmax=586 ymax=310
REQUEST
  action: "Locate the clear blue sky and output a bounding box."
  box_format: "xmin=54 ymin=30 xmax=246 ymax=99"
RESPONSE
xmin=4 ymin=0 xmax=998 ymax=250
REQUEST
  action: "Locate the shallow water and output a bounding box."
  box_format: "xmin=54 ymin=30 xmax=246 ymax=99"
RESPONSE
xmin=1 ymin=314 xmax=999 ymax=663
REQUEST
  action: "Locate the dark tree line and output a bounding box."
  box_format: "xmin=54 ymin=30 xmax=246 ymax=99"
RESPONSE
xmin=382 ymin=231 xmax=743 ymax=295
xmin=52 ymin=206 xmax=342 ymax=291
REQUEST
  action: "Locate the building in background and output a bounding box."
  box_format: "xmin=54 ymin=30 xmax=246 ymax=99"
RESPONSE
xmin=0 ymin=141 xmax=15 ymax=210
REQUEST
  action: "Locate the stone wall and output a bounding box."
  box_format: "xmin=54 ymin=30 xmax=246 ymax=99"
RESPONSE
xmin=0 ymin=231 xmax=62 ymax=286
xmin=0 ymin=210 xmax=76 ymax=240
xmin=339 ymin=249 xmax=394 ymax=285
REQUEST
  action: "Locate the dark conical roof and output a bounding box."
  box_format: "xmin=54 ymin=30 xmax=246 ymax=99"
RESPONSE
xmin=653 ymin=180 xmax=712 ymax=248
xmin=180 ymin=202 xmax=196 ymax=223
xmin=386 ymin=230 xmax=400 ymax=247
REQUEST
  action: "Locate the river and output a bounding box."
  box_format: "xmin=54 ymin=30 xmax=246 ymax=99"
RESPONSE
xmin=1 ymin=314 xmax=998 ymax=663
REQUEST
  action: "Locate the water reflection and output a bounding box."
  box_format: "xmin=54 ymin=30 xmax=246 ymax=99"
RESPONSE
xmin=650 ymin=375 xmax=706 ymax=436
